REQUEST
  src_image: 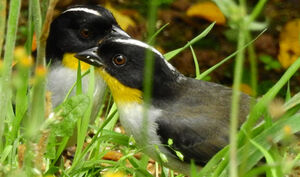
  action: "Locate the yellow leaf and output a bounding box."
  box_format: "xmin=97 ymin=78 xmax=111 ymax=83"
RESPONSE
xmin=239 ymin=83 xmax=253 ymax=95
xmin=103 ymin=170 xmax=127 ymax=177
xmin=278 ymin=19 xmax=300 ymax=68
xmin=102 ymin=150 xmax=123 ymax=161
xmin=186 ymin=2 xmax=226 ymax=25
xmin=105 ymin=3 xmax=136 ymax=30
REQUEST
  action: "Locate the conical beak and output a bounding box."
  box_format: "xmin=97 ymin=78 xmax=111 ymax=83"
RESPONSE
xmin=75 ymin=47 xmax=103 ymax=67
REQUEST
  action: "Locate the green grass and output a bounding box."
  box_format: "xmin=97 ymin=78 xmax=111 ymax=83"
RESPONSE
xmin=1 ymin=0 xmax=300 ymax=176
xmin=0 ymin=0 xmax=21 ymax=152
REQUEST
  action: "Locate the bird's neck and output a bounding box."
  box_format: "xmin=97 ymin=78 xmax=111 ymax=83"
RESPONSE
xmin=46 ymin=36 xmax=63 ymax=63
xmin=46 ymin=41 xmax=91 ymax=72
xmin=96 ymin=68 xmax=143 ymax=105
xmin=61 ymin=53 xmax=91 ymax=71
xmin=95 ymin=67 xmax=183 ymax=105
xmin=150 ymin=72 xmax=184 ymax=102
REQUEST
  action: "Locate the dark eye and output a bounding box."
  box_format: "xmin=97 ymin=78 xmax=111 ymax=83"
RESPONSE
xmin=112 ymin=54 xmax=126 ymax=66
xmin=80 ymin=28 xmax=89 ymax=38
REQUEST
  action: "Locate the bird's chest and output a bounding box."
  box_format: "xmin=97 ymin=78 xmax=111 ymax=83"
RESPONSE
xmin=117 ymin=103 xmax=162 ymax=147
xmin=117 ymin=103 xmax=191 ymax=173
xmin=47 ymin=64 xmax=105 ymax=108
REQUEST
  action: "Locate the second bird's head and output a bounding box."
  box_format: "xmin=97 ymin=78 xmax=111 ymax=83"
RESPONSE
xmin=75 ymin=37 xmax=183 ymax=102
xmin=46 ymin=5 xmax=129 ymax=63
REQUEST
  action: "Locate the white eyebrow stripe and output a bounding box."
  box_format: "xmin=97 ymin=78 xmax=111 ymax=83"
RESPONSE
xmin=162 ymin=58 xmax=177 ymax=72
xmin=63 ymin=7 xmax=101 ymax=16
xmin=113 ymin=38 xmax=177 ymax=72
xmin=113 ymin=38 xmax=163 ymax=58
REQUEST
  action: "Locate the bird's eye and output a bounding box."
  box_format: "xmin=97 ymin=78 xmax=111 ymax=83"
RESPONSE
xmin=112 ymin=54 xmax=126 ymax=66
xmin=80 ymin=28 xmax=89 ymax=38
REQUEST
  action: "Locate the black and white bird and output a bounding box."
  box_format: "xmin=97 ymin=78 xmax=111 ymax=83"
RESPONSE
xmin=46 ymin=5 xmax=129 ymax=118
xmin=75 ymin=36 xmax=252 ymax=175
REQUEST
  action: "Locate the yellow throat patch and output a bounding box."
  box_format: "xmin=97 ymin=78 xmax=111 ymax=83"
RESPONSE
xmin=96 ymin=68 xmax=142 ymax=104
xmin=62 ymin=53 xmax=91 ymax=71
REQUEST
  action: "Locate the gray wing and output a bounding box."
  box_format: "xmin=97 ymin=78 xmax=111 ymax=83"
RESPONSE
xmin=156 ymin=114 xmax=229 ymax=165
xmin=155 ymin=79 xmax=251 ymax=165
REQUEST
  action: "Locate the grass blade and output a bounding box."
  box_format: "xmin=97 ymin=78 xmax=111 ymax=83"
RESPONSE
xmin=229 ymin=22 xmax=247 ymax=177
xmin=243 ymin=57 xmax=300 ymax=133
xmin=197 ymin=29 xmax=266 ymax=80
xmin=283 ymin=91 xmax=300 ymax=111
xmin=74 ymin=66 xmax=95 ymax=164
xmin=148 ymin=23 xmax=169 ymax=44
xmin=248 ymin=138 xmax=278 ymax=177
xmin=164 ymin=22 xmax=215 ymax=60
xmin=7 ymin=50 xmax=31 ymax=146
xmin=220 ymin=113 xmax=300 ymax=176
xmin=0 ymin=145 xmax=12 ymax=163
xmin=28 ymin=0 xmax=57 ymax=138
xmin=200 ymin=57 xmax=300 ymax=176
xmin=0 ymin=0 xmax=21 ymax=151
xmin=0 ymin=0 xmax=7 ymax=58
xmin=190 ymin=45 xmax=200 ymax=78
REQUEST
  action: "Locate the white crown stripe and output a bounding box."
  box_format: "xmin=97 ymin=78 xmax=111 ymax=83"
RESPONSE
xmin=63 ymin=8 xmax=101 ymax=16
xmin=113 ymin=39 xmax=163 ymax=58
xmin=113 ymin=38 xmax=177 ymax=72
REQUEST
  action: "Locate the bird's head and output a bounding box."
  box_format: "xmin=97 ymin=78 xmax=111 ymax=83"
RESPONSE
xmin=75 ymin=37 xmax=182 ymax=104
xmin=46 ymin=5 xmax=129 ymax=64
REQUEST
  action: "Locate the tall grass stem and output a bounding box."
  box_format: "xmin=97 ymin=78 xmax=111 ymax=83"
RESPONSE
xmin=0 ymin=0 xmax=7 ymax=58
xmin=142 ymin=0 xmax=159 ymax=146
xmin=229 ymin=23 xmax=247 ymax=177
xmin=0 ymin=0 xmax=21 ymax=151
xmin=249 ymin=0 xmax=268 ymax=22
xmin=28 ymin=0 xmax=58 ymax=138
xmin=247 ymin=32 xmax=258 ymax=97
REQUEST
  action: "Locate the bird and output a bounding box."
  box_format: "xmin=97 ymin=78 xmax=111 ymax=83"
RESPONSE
xmin=46 ymin=4 xmax=129 ymax=117
xmin=75 ymin=36 xmax=252 ymax=175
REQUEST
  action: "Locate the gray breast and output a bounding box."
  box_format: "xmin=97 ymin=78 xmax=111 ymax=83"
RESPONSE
xmin=47 ymin=63 xmax=106 ymax=119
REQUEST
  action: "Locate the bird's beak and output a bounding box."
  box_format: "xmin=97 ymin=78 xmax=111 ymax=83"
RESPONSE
xmin=75 ymin=47 xmax=103 ymax=67
xmin=111 ymin=25 xmax=130 ymax=38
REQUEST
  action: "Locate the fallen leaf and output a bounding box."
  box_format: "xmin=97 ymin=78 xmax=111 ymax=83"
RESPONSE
xmin=18 ymin=144 xmax=26 ymax=168
xmin=103 ymin=170 xmax=128 ymax=177
xmin=105 ymin=3 xmax=136 ymax=31
xmin=239 ymin=83 xmax=253 ymax=95
xmin=186 ymin=2 xmax=226 ymax=25
xmin=278 ymin=19 xmax=300 ymax=68
xmin=102 ymin=150 xmax=123 ymax=161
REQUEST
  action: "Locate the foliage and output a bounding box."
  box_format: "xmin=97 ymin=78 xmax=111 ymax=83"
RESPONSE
xmin=0 ymin=0 xmax=299 ymax=177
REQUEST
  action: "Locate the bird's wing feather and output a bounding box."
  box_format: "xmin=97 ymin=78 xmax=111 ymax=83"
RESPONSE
xmin=156 ymin=111 xmax=229 ymax=165
xmin=155 ymin=78 xmax=251 ymax=165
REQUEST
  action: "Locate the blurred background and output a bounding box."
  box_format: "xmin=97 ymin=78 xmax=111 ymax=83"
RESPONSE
xmin=18 ymin=0 xmax=300 ymax=96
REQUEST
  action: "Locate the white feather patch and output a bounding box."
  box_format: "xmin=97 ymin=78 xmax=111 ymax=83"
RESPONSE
xmin=113 ymin=38 xmax=163 ymax=58
xmin=113 ymin=38 xmax=177 ymax=72
xmin=63 ymin=7 xmax=101 ymax=16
